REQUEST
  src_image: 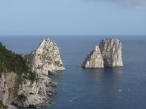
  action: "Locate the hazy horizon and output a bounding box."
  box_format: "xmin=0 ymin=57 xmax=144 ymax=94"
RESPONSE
xmin=0 ymin=35 xmax=146 ymax=38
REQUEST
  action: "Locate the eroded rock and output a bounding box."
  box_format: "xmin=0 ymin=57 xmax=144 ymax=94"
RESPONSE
xmin=0 ymin=37 xmax=65 ymax=108
xmin=83 ymin=38 xmax=123 ymax=68
xmin=99 ymin=38 xmax=123 ymax=67
xmin=82 ymin=46 xmax=104 ymax=68
xmin=25 ymin=37 xmax=65 ymax=75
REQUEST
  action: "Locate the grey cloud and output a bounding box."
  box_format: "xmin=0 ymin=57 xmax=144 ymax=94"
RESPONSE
xmin=88 ymin=0 xmax=146 ymax=8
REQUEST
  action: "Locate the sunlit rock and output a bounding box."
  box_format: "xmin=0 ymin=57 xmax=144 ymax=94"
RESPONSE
xmin=99 ymin=38 xmax=123 ymax=67
xmin=25 ymin=37 xmax=65 ymax=75
xmin=83 ymin=38 xmax=123 ymax=68
xmin=82 ymin=46 xmax=104 ymax=68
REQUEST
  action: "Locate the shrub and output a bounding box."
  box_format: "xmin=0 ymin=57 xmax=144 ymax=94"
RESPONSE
xmin=18 ymin=93 xmax=27 ymax=101
xmin=8 ymin=88 xmax=11 ymax=94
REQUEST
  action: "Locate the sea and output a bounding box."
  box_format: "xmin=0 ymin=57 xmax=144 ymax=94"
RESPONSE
xmin=0 ymin=36 xmax=146 ymax=109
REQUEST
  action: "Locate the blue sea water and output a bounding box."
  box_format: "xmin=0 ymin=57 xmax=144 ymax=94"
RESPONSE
xmin=0 ymin=36 xmax=146 ymax=109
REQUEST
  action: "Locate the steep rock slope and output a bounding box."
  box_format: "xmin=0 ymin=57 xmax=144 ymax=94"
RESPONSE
xmin=25 ymin=37 xmax=65 ymax=75
xmin=0 ymin=37 xmax=65 ymax=108
xmin=83 ymin=38 xmax=123 ymax=68
xmin=99 ymin=38 xmax=123 ymax=67
xmin=82 ymin=46 xmax=104 ymax=68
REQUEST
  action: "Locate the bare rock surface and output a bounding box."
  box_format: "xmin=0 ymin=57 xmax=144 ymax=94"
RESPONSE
xmin=25 ymin=37 xmax=65 ymax=75
xmin=83 ymin=38 xmax=123 ymax=68
xmin=99 ymin=38 xmax=123 ymax=67
xmin=14 ymin=37 xmax=65 ymax=107
xmin=82 ymin=46 xmax=104 ymax=68
xmin=0 ymin=72 xmax=55 ymax=108
xmin=13 ymin=74 xmax=54 ymax=107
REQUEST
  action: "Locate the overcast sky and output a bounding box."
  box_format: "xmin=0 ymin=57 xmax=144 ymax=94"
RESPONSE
xmin=0 ymin=0 xmax=146 ymax=36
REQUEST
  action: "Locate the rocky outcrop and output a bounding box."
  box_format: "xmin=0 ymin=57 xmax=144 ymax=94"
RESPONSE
xmin=99 ymin=38 xmax=123 ymax=67
xmin=82 ymin=46 xmax=104 ymax=68
xmin=13 ymin=74 xmax=55 ymax=107
xmin=14 ymin=37 xmax=65 ymax=107
xmin=25 ymin=37 xmax=65 ymax=75
xmin=0 ymin=37 xmax=65 ymax=108
xmin=0 ymin=72 xmax=56 ymax=108
xmin=83 ymin=38 xmax=123 ymax=68
xmin=0 ymin=73 xmax=19 ymax=108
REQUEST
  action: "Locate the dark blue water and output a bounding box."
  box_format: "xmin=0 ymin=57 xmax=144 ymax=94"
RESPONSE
xmin=0 ymin=36 xmax=146 ymax=109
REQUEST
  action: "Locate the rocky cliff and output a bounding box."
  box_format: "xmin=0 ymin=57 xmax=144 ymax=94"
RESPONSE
xmin=82 ymin=46 xmax=104 ymax=68
xmin=0 ymin=72 xmax=55 ymax=108
xmin=25 ymin=37 xmax=65 ymax=75
xmin=99 ymin=38 xmax=123 ymax=67
xmin=83 ymin=38 xmax=123 ymax=68
xmin=0 ymin=37 xmax=65 ymax=108
xmin=13 ymin=74 xmax=55 ymax=107
xmin=0 ymin=73 xmax=17 ymax=109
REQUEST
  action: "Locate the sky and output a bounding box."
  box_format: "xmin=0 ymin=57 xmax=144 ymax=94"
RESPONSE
xmin=0 ymin=0 xmax=146 ymax=36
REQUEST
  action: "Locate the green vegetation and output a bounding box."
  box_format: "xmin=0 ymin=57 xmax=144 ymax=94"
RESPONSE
xmin=0 ymin=42 xmax=29 ymax=73
xmin=0 ymin=100 xmax=8 ymax=109
xmin=0 ymin=42 xmax=36 ymax=81
xmin=18 ymin=93 xmax=27 ymax=101
xmin=8 ymin=88 xmax=11 ymax=94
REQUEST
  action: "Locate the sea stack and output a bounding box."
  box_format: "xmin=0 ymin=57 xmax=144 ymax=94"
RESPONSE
xmin=83 ymin=38 xmax=123 ymax=68
xmin=82 ymin=46 xmax=104 ymax=68
xmin=99 ymin=38 xmax=123 ymax=67
xmin=25 ymin=37 xmax=65 ymax=75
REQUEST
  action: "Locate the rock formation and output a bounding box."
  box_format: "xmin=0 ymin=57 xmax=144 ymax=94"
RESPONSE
xmin=99 ymin=38 xmax=123 ymax=67
xmin=82 ymin=46 xmax=104 ymax=68
xmin=16 ymin=37 xmax=65 ymax=107
xmin=0 ymin=37 xmax=65 ymax=108
xmin=13 ymin=74 xmax=56 ymax=107
xmin=25 ymin=37 xmax=65 ymax=75
xmin=0 ymin=72 xmax=55 ymax=108
xmin=83 ymin=38 xmax=123 ymax=68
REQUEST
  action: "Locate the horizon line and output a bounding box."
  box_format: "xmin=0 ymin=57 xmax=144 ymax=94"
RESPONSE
xmin=0 ymin=35 xmax=146 ymax=37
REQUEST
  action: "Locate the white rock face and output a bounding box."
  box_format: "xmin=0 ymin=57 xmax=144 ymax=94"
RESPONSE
xmin=0 ymin=72 xmax=56 ymax=108
xmin=14 ymin=37 xmax=65 ymax=107
xmin=13 ymin=74 xmax=55 ymax=107
xmin=99 ymin=38 xmax=123 ymax=67
xmin=82 ymin=46 xmax=104 ymax=68
xmin=25 ymin=37 xmax=65 ymax=75
xmin=0 ymin=73 xmax=9 ymax=105
xmin=83 ymin=38 xmax=123 ymax=68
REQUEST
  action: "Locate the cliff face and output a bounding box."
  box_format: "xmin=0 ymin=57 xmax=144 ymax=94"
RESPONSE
xmin=83 ymin=38 xmax=123 ymax=68
xmin=0 ymin=37 xmax=65 ymax=108
xmin=82 ymin=46 xmax=104 ymax=68
xmin=0 ymin=72 xmax=55 ymax=108
xmin=13 ymin=74 xmax=55 ymax=107
xmin=0 ymin=73 xmax=17 ymax=105
xmin=14 ymin=37 xmax=65 ymax=107
xmin=99 ymin=38 xmax=123 ymax=67
xmin=25 ymin=37 xmax=65 ymax=75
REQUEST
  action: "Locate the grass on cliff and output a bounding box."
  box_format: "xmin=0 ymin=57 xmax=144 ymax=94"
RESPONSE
xmin=0 ymin=42 xmax=36 ymax=81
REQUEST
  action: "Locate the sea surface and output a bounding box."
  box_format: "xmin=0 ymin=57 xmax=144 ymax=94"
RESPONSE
xmin=0 ymin=36 xmax=146 ymax=109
